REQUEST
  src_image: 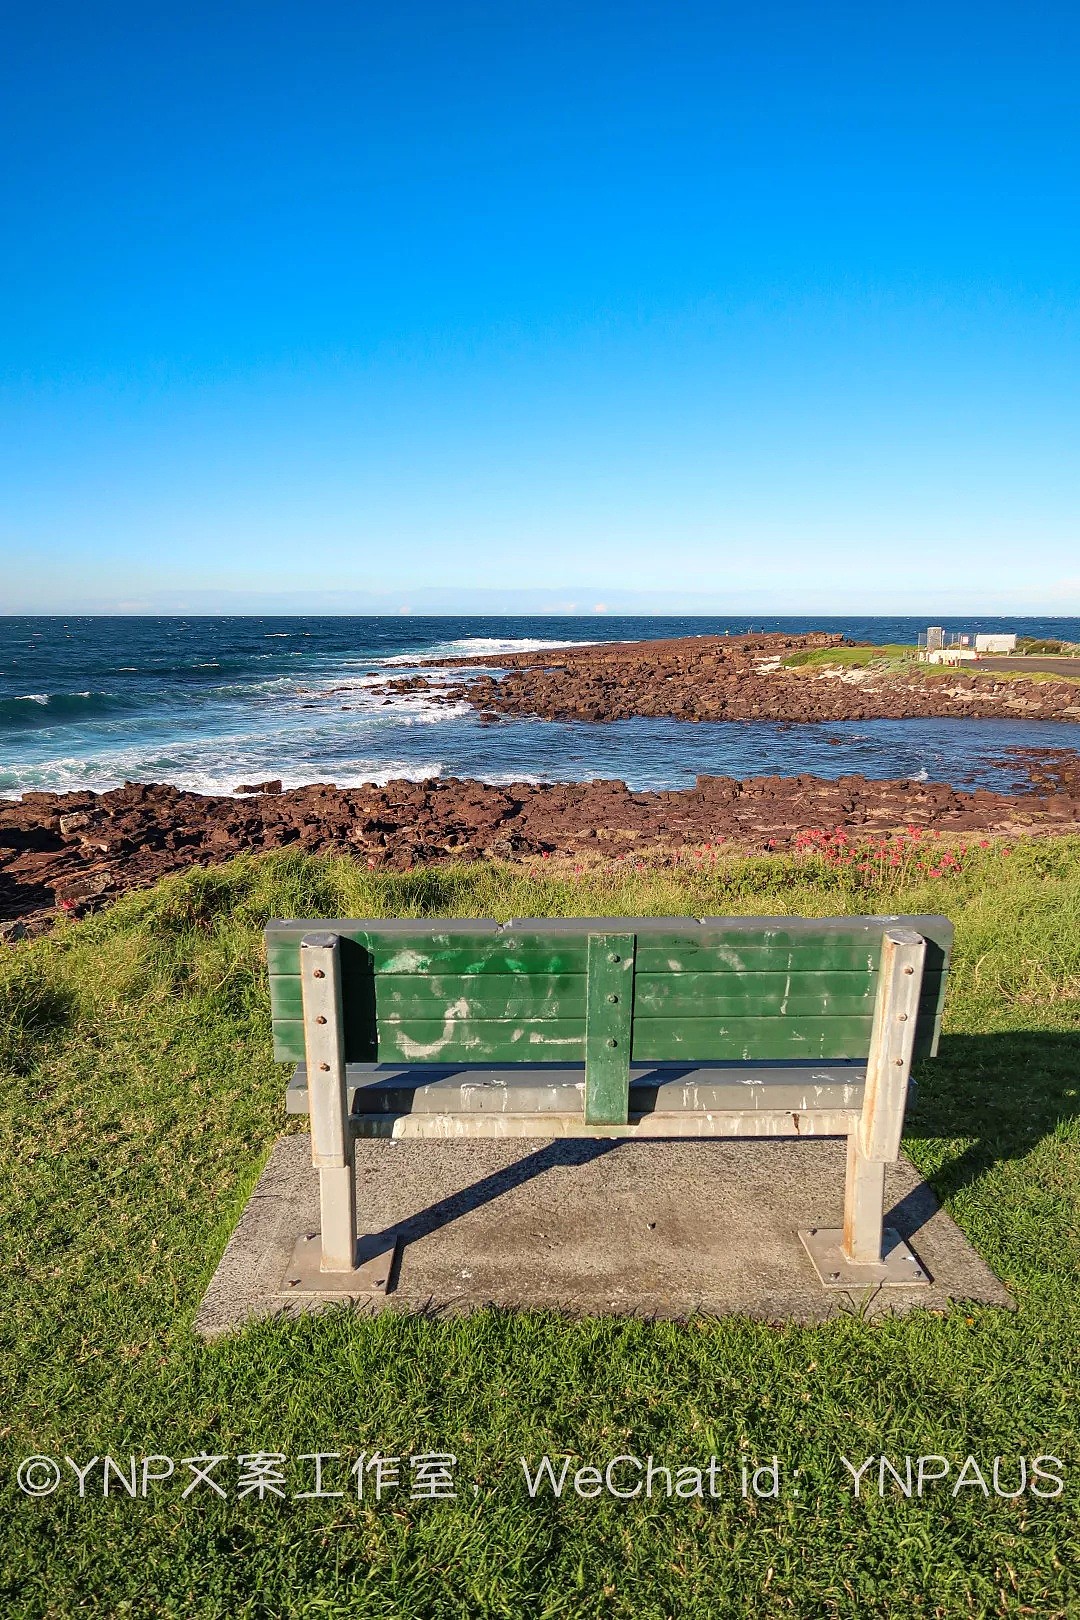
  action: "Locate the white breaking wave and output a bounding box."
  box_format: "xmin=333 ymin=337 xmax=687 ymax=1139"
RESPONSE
xmin=295 ymin=687 xmax=474 ymax=725
xmin=0 ymin=753 xmax=562 ymax=798
xmin=172 ymin=758 xmax=449 ymax=795
xmin=0 ymin=746 xmax=448 ymax=799
xmin=474 ymin=770 xmax=547 ymax=785
xmin=380 ymin=636 xmax=592 ymax=665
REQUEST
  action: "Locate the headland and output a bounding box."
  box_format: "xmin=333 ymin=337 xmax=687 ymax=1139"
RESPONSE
xmin=380 ymin=631 xmax=1080 ymax=724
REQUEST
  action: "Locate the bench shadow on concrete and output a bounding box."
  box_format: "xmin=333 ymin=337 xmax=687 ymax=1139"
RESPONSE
xmin=371 ymin=1138 xmax=624 ymax=1253
xmin=361 ymin=1029 xmax=1080 ymax=1268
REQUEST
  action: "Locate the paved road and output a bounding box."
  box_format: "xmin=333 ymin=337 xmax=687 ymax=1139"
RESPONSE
xmin=977 ymin=657 xmax=1080 ymax=675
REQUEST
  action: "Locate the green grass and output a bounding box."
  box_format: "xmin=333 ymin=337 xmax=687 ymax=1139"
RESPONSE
xmin=922 ymin=665 xmax=1080 ymax=687
xmin=781 ymin=644 xmax=917 ymax=671
xmin=1 ymin=844 xmax=1079 ymax=1618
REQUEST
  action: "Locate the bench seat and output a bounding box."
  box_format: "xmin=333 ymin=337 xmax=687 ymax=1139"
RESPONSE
xmin=285 ymin=1059 xmax=868 ymax=1121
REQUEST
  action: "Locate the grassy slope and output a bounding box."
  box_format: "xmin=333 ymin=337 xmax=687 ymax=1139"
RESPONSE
xmin=781 ymin=645 xmax=917 ymax=670
xmin=1 ymin=846 xmax=1078 ymax=1619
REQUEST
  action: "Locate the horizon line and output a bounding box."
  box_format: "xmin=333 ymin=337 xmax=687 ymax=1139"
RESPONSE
xmin=2 ymin=610 xmax=1077 ymax=621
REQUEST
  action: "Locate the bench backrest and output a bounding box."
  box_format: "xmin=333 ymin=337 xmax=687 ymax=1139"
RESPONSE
xmin=266 ymin=914 xmax=952 ymax=1068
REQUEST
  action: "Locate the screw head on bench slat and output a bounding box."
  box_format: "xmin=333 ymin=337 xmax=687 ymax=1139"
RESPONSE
xmin=313 ymin=969 xmax=326 ymax=979
xmin=316 ymin=1015 xmax=327 ymax=1025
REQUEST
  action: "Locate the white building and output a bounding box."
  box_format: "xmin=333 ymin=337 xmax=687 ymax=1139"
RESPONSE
xmin=918 ymin=627 xmax=1019 ymax=662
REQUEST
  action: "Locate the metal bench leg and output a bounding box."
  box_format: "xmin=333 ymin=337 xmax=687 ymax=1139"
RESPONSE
xmin=278 ymin=934 xmax=399 ymax=1295
xmin=842 ymin=1133 xmax=886 ymax=1264
xmin=317 ymin=1161 xmax=357 ymax=1273
xmin=800 ymin=928 xmax=931 ymax=1287
xmin=299 ymin=932 xmax=358 ymax=1272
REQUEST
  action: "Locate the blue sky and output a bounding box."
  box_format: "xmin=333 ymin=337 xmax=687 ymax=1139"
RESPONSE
xmin=2 ymin=1 xmax=1078 ymax=614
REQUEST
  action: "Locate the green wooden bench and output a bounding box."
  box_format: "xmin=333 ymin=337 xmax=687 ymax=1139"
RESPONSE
xmin=266 ymin=913 xmax=952 ymax=1291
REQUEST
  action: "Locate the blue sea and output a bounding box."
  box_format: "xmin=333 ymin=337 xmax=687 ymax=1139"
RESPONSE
xmin=2 ymin=615 xmax=1078 ymax=799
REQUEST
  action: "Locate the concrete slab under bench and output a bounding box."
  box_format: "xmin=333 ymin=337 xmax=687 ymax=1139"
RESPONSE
xmin=196 ymin=1133 xmax=1011 ymax=1336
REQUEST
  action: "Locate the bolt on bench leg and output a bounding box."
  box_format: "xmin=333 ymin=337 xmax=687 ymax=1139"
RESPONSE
xmin=800 ymin=928 xmax=932 ymax=1288
xmin=280 ymin=932 xmax=399 ymax=1295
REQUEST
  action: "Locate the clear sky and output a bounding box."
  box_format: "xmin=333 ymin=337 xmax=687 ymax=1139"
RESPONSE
xmin=2 ymin=1 xmax=1078 ymax=614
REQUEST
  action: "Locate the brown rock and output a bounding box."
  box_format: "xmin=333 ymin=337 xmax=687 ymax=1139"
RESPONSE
xmin=2 ymin=741 xmax=1080 ymax=929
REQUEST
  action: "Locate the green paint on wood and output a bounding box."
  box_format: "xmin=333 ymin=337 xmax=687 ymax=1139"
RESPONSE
xmin=634 ymin=942 xmax=886 ymax=974
xmin=272 ymin=1019 xmax=376 ymax=1065
xmin=271 ymin=967 xmax=941 ymax=1033
xmin=633 ymin=969 xmax=877 ymax=1017
xmin=267 ymin=927 xmax=949 ymax=982
xmin=270 ymin=972 xmax=588 ymax=1023
xmin=631 ymin=1014 xmax=874 ymax=1062
xmin=265 ymin=916 xmax=951 ymax=1067
xmin=267 ymin=936 xmax=589 ymax=980
xmin=376 ymin=1018 xmax=586 ymax=1064
xmin=584 ymin=934 xmax=636 ymax=1125
xmin=272 ymin=1011 xmax=876 ymax=1067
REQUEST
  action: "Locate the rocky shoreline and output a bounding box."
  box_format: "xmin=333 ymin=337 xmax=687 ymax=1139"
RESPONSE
xmin=3 ymin=751 xmax=1080 ymax=934
xmin=378 ymin=632 xmax=1080 ymax=724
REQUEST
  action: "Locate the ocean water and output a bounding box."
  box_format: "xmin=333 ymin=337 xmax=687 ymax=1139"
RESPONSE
xmin=1 ymin=614 xmax=1078 ymax=798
